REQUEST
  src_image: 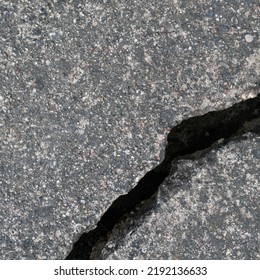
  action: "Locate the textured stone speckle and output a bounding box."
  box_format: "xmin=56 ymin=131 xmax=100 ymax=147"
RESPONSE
xmin=245 ymin=34 xmax=254 ymax=43
xmin=101 ymin=134 xmax=260 ymax=260
xmin=0 ymin=0 xmax=259 ymax=259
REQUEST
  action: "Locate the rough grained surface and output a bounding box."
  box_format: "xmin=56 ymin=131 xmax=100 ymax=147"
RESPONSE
xmin=100 ymin=134 xmax=260 ymax=260
xmin=66 ymin=94 xmax=260 ymax=260
xmin=0 ymin=0 xmax=259 ymax=259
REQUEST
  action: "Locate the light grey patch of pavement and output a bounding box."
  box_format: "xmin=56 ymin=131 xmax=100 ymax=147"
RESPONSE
xmin=0 ymin=0 xmax=259 ymax=259
xmin=101 ymin=134 xmax=260 ymax=260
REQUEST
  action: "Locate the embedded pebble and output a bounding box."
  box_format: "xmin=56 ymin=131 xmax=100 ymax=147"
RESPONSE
xmin=245 ymin=34 xmax=254 ymax=43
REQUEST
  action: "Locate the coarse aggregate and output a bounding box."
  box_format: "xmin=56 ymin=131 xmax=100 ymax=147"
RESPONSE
xmin=0 ymin=0 xmax=259 ymax=259
xmin=101 ymin=134 xmax=260 ymax=260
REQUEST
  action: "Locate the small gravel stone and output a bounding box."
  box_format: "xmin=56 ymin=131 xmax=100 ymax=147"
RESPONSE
xmin=245 ymin=34 xmax=254 ymax=43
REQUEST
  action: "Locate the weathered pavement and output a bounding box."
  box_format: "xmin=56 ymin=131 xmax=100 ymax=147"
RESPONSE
xmin=0 ymin=0 xmax=259 ymax=259
xmin=66 ymin=94 xmax=260 ymax=259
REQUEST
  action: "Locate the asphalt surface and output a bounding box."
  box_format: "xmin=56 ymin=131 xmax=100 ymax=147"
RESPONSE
xmin=100 ymin=134 xmax=260 ymax=259
xmin=0 ymin=0 xmax=259 ymax=259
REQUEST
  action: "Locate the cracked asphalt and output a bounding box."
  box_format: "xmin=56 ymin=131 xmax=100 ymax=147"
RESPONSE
xmin=0 ymin=0 xmax=259 ymax=259
xmin=100 ymin=134 xmax=260 ymax=259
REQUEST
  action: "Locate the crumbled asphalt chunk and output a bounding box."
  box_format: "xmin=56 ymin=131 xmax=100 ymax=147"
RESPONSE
xmin=66 ymin=94 xmax=260 ymax=259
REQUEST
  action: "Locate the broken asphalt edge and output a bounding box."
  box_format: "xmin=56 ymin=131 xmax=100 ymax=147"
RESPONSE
xmin=65 ymin=91 xmax=260 ymax=260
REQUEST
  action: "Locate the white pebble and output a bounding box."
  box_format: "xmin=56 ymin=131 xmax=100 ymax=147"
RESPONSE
xmin=245 ymin=34 xmax=253 ymax=42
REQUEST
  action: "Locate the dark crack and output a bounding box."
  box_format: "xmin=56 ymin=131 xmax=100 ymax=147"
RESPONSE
xmin=66 ymin=91 xmax=260 ymax=260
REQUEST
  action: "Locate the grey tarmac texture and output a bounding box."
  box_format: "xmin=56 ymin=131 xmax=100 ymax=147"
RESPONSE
xmin=100 ymin=134 xmax=260 ymax=259
xmin=0 ymin=0 xmax=259 ymax=259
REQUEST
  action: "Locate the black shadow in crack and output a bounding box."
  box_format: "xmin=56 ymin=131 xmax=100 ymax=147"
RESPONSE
xmin=65 ymin=90 xmax=260 ymax=260
xmin=94 ymin=164 xmax=184 ymax=259
xmin=96 ymin=132 xmax=260 ymax=259
xmin=90 ymin=191 xmax=159 ymax=259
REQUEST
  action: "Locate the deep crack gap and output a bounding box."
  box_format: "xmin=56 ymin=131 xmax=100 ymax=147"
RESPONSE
xmin=65 ymin=92 xmax=260 ymax=260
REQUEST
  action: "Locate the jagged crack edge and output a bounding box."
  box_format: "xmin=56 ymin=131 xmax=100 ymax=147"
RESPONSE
xmin=65 ymin=93 xmax=260 ymax=260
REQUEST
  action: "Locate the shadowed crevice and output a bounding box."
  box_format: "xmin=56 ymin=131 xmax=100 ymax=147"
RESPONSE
xmin=66 ymin=91 xmax=260 ymax=260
